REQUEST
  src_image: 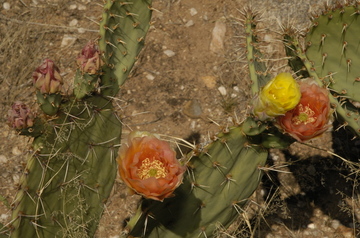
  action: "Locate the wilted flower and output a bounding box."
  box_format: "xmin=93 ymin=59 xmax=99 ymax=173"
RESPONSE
xmin=33 ymin=59 xmax=63 ymax=94
xmin=253 ymin=72 xmax=301 ymax=120
xmin=117 ymin=131 xmax=186 ymax=201
xmin=8 ymin=101 xmax=34 ymax=130
xmin=276 ymin=81 xmax=331 ymax=141
xmin=77 ymin=41 xmax=102 ymax=75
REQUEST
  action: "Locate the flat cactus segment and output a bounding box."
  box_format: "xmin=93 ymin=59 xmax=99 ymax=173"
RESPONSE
xmin=305 ymin=5 xmax=360 ymax=102
xmin=10 ymin=96 xmax=121 ymax=238
xmin=99 ymin=0 xmax=153 ymax=97
xmin=125 ymin=126 xmax=268 ymax=238
xmin=242 ymin=8 xmax=272 ymax=95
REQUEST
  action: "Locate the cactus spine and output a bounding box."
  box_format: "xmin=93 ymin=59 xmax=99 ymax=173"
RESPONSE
xmin=8 ymin=0 xmax=152 ymax=237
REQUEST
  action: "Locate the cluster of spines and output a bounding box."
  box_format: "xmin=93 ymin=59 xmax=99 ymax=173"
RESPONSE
xmin=239 ymin=7 xmax=272 ymax=95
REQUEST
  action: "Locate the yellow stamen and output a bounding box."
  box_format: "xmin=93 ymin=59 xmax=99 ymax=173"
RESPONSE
xmin=292 ymin=104 xmax=316 ymax=125
xmin=138 ymin=158 xmax=167 ymax=179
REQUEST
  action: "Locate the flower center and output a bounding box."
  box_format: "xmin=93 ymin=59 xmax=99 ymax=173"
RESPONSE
xmin=138 ymin=158 xmax=167 ymax=179
xmin=292 ymin=104 xmax=317 ymax=125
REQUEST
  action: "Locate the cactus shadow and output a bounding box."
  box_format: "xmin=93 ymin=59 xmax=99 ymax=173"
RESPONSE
xmin=128 ymin=179 xmax=202 ymax=237
xmin=255 ymin=122 xmax=360 ymax=237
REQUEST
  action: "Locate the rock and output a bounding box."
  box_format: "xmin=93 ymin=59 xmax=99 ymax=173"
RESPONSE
xmin=185 ymin=20 xmax=194 ymax=27
xmin=12 ymin=146 xmax=22 ymax=156
xmin=201 ymin=75 xmax=216 ymax=89
xmin=183 ymin=99 xmax=202 ymax=119
xmin=210 ymin=17 xmax=227 ymax=54
xmin=69 ymin=4 xmax=77 ymax=10
xmin=218 ymin=86 xmax=227 ymax=96
xmin=69 ymin=19 xmax=78 ymax=27
xmin=190 ymin=8 xmax=198 ymax=16
xmin=164 ymin=49 xmax=175 ymax=57
xmin=0 ymin=155 xmax=8 ymax=164
xmin=146 ymin=73 xmax=155 ymax=81
xmin=3 ymin=2 xmax=10 ymax=10
xmin=61 ymin=35 xmax=77 ymax=47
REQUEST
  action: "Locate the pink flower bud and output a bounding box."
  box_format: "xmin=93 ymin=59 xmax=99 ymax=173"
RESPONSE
xmin=32 ymin=59 xmax=63 ymax=94
xmin=77 ymin=41 xmax=102 ymax=75
xmin=8 ymin=101 xmax=34 ymax=130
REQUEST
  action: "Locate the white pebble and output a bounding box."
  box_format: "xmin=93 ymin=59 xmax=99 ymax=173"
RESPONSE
xmin=13 ymin=174 xmax=20 ymax=184
xmin=146 ymin=74 xmax=155 ymax=81
xmin=69 ymin=4 xmax=77 ymax=10
xmin=3 ymin=2 xmax=10 ymax=10
xmin=190 ymin=8 xmax=198 ymax=16
xmin=0 ymin=155 xmax=8 ymax=164
xmin=331 ymin=219 xmax=340 ymax=229
xmin=61 ymin=35 xmax=77 ymax=47
xmin=164 ymin=50 xmax=175 ymax=57
xmin=0 ymin=214 xmax=9 ymax=222
xmin=218 ymin=86 xmax=227 ymax=96
xmin=233 ymin=86 xmax=240 ymax=92
xmin=210 ymin=18 xmax=227 ymax=54
xmin=307 ymin=223 xmax=316 ymax=229
xmin=77 ymin=28 xmax=86 ymax=34
xmin=12 ymin=147 xmax=22 ymax=156
xmin=69 ymin=19 xmax=78 ymax=27
xmin=185 ymin=20 xmax=194 ymax=27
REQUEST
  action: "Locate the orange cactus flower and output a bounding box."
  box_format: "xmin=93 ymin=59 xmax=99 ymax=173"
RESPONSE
xmin=117 ymin=131 xmax=186 ymax=201
xmin=276 ymin=81 xmax=331 ymax=142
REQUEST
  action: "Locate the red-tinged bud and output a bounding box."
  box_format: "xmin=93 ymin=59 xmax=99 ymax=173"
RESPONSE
xmin=77 ymin=41 xmax=102 ymax=75
xmin=8 ymin=101 xmax=34 ymax=130
xmin=32 ymin=59 xmax=63 ymax=94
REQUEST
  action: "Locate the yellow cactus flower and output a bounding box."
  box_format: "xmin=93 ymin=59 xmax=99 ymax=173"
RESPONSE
xmin=253 ymin=72 xmax=301 ymax=120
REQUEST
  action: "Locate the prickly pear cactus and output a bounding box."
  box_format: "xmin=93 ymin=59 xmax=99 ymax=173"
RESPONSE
xmin=8 ymin=0 xmax=152 ymax=237
xmin=123 ymin=121 xmax=268 ymax=238
xmin=284 ymin=3 xmax=360 ymax=137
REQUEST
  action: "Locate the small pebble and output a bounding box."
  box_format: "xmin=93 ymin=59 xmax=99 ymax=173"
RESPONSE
xmin=218 ymin=86 xmax=227 ymax=96
xmin=210 ymin=17 xmax=227 ymax=54
xmin=185 ymin=20 xmax=194 ymax=27
xmin=307 ymin=223 xmax=316 ymax=229
xmin=146 ymin=74 xmax=155 ymax=81
xmin=12 ymin=147 xmax=22 ymax=156
xmin=163 ymin=50 xmax=175 ymax=57
xmin=331 ymin=219 xmax=340 ymax=229
xmin=201 ymin=75 xmax=216 ymax=89
xmin=3 ymin=2 xmax=10 ymax=10
xmin=0 ymin=155 xmax=8 ymax=164
xmin=69 ymin=4 xmax=77 ymax=10
xmin=190 ymin=8 xmax=198 ymax=16
xmin=69 ymin=19 xmax=78 ymax=27
xmin=183 ymin=99 xmax=202 ymax=119
xmin=77 ymin=28 xmax=86 ymax=34
xmin=61 ymin=35 xmax=77 ymax=47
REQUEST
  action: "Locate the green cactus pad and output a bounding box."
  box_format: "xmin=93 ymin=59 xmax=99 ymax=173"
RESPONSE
xmin=305 ymin=5 xmax=360 ymax=102
xmin=242 ymin=8 xmax=272 ymax=95
xmin=124 ymin=125 xmax=268 ymax=238
xmin=73 ymin=70 xmax=100 ymax=99
xmin=99 ymin=0 xmax=153 ymax=97
xmin=10 ymin=96 xmax=121 ymax=238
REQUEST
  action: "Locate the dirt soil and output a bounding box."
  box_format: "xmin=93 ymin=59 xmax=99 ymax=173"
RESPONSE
xmin=0 ymin=0 xmax=359 ymax=237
